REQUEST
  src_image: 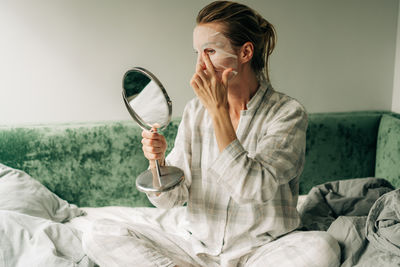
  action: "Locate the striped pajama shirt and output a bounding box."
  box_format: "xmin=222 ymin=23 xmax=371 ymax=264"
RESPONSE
xmin=83 ymin=80 xmax=340 ymax=267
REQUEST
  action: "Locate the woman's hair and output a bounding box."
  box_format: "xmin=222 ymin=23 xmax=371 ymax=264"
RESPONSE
xmin=196 ymin=1 xmax=276 ymax=82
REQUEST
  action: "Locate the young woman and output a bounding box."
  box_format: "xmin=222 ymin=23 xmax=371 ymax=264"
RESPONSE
xmin=84 ymin=1 xmax=340 ymax=266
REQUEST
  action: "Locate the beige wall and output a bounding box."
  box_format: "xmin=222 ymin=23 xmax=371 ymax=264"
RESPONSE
xmin=0 ymin=0 xmax=399 ymax=124
xmin=392 ymin=1 xmax=400 ymax=113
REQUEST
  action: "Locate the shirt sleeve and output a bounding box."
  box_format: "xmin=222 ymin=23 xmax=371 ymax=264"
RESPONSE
xmin=146 ymin=102 xmax=194 ymax=209
xmin=208 ymin=100 xmax=308 ymax=205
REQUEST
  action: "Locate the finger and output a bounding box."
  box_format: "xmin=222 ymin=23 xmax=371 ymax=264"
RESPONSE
xmin=142 ymin=144 xmax=164 ymax=154
xmin=142 ymin=130 xmax=161 ymax=140
xmin=203 ymin=51 xmax=216 ymax=76
xmin=191 ymin=75 xmax=204 ymax=91
xmin=190 ymin=78 xmax=201 ymax=96
xmin=196 ymin=68 xmax=209 ymax=86
xmin=141 ymin=138 xmax=165 ymax=149
xmin=194 ymin=74 xmax=205 ymax=88
xmin=222 ymin=68 xmax=233 ymax=88
xmin=144 ymin=151 xmax=164 ymax=161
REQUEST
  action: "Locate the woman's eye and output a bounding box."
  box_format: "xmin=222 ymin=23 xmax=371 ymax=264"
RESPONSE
xmin=204 ymin=48 xmax=216 ymax=55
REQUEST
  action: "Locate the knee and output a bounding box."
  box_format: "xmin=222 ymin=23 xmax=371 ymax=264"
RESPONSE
xmin=92 ymin=218 xmax=131 ymax=237
xmin=81 ymin=219 xmax=107 ymax=251
xmin=311 ymin=231 xmax=340 ymax=267
xmin=82 ymin=219 xmax=129 ymax=252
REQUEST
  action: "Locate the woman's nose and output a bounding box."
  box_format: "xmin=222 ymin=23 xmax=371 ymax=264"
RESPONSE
xmin=196 ymin=55 xmax=206 ymax=70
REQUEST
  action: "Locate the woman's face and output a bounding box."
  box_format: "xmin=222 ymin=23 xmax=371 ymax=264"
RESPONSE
xmin=193 ymin=23 xmax=238 ymax=79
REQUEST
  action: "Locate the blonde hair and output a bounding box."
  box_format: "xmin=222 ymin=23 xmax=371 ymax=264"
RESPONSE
xmin=196 ymin=1 xmax=276 ymax=82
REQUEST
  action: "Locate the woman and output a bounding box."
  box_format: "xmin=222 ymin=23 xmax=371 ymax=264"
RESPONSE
xmin=84 ymin=1 xmax=340 ymax=266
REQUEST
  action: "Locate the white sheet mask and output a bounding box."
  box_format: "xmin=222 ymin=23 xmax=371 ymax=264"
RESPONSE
xmin=193 ymin=25 xmax=238 ymax=79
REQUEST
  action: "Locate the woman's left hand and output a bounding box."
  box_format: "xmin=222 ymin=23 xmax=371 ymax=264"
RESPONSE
xmin=190 ymin=51 xmax=233 ymax=117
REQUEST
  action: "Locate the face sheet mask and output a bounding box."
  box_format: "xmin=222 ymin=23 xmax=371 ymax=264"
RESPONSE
xmin=193 ymin=25 xmax=238 ymax=79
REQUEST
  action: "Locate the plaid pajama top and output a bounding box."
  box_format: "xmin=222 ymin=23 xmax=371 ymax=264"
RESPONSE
xmin=148 ymin=80 xmax=308 ymax=262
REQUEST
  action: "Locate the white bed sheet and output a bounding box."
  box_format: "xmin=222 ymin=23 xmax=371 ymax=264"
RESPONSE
xmin=65 ymin=195 xmax=308 ymax=235
xmin=65 ymin=206 xmax=146 ymax=234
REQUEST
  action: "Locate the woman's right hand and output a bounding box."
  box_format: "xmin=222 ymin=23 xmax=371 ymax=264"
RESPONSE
xmin=141 ymin=127 xmax=167 ymax=168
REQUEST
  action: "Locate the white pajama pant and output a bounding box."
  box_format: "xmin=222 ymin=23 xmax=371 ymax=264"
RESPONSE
xmin=82 ymin=207 xmax=340 ymax=267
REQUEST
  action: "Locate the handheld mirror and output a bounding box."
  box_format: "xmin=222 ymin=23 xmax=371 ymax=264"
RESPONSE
xmin=122 ymin=67 xmax=184 ymax=193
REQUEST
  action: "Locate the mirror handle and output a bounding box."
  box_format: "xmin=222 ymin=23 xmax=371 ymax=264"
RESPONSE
xmin=155 ymin=160 xmax=162 ymax=186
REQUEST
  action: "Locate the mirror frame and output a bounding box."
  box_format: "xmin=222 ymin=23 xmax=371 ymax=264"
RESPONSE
xmin=122 ymin=67 xmax=172 ymax=131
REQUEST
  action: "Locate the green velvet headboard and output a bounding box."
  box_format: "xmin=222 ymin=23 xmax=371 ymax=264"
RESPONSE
xmin=375 ymin=114 xmax=400 ymax=189
xmin=299 ymin=111 xmax=382 ymax=194
xmin=0 ymin=111 xmax=398 ymax=206
xmin=300 ymin=111 xmax=400 ymax=194
xmin=0 ymin=121 xmax=178 ymax=207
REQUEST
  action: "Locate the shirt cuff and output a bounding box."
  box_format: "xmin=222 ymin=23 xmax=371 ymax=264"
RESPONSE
xmin=146 ymin=186 xmax=178 ymax=208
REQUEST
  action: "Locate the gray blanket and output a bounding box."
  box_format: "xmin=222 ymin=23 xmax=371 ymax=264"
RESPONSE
xmin=299 ymin=177 xmax=394 ymax=231
xmin=354 ymin=188 xmax=400 ymax=266
xmin=329 ymin=189 xmax=400 ymax=266
xmin=299 ymin=177 xmax=400 ymax=266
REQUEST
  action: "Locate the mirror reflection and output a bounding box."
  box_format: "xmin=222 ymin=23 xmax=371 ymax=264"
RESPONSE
xmin=123 ymin=68 xmax=171 ymax=131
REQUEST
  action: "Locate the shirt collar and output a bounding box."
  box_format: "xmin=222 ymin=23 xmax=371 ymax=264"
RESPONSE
xmin=246 ymin=79 xmax=271 ymax=111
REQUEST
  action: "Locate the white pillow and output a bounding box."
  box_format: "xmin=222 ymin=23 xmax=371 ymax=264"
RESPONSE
xmin=0 ymin=163 xmax=84 ymax=222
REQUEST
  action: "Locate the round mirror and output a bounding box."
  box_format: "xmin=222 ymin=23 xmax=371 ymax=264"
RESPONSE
xmin=122 ymin=67 xmax=184 ymax=193
xmin=122 ymin=67 xmax=171 ymax=131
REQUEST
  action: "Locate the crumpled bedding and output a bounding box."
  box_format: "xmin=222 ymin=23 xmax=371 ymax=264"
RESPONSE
xmin=354 ymin=188 xmax=400 ymax=266
xmin=1 ymin=166 xmax=398 ymax=267
xmin=0 ymin=211 xmax=93 ymax=267
xmin=0 ymin=164 xmax=94 ymax=267
xmin=328 ymin=216 xmax=367 ymax=267
xmin=299 ymin=177 xmax=400 ymax=266
xmin=299 ymin=177 xmax=394 ymax=231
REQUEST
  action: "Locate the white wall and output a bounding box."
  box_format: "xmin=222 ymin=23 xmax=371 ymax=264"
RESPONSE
xmin=0 ymin=0 xmax=398 ymax=125
xmin=392 ymin=1 xmax=400 ymax=113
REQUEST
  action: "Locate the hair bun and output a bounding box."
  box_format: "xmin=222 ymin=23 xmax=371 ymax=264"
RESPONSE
xmin=258 ymin=18 xmax=270 ymax=33
xmin=259 ymin=18 xmax=267 ymax=27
